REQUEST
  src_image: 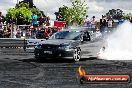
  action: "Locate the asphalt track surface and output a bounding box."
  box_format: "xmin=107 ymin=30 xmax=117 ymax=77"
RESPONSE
xmin=0 ymin=39 xmax=132 ymax=88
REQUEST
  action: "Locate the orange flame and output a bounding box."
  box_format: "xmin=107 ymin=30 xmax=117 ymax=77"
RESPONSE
xmin=78 ymin=66 xmax=86 ymax=76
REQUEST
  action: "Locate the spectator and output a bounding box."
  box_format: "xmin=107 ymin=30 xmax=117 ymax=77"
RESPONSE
xmin=7 ymin=16 xmax=16 ymax=25
xmin=47 ymin=27 xmax=53 ymax=37
xmin=91 ymin=16 xmax=97 ymax=32
xmin=32 ymin=12 xmax=38 ymax=28
xmin=12 ymin=28 xmax=17 ymax=38
xmin=44 ymin=16 xmax=50 ymax=26
xmin=31 ymin=13 xmax=38 ymax=38
xmin=100 ymin=15 xmax=107 ymax=35
xmin=0 ymin=22 xmax=3 ymax=37
xmin=107 ymin=15 xmax=114 ymax=32
xmin=38 ymin=15 xmax=44 ymax=27
xmin=36 ymin=27 xmax=44 ymax=39
xmin=16 ymin=28 xmax=21 ymax=38
xmin=44 ymin=28 xmax=49 ymax=39
xmin=3 ymin=26 xmax=11 ymax=38
xmin=0 ymin=12 xmax=5 ymax=23
xmin=0 ymin=21 xmax=3 ymax=29
xmin=26 ymin=28 xmax=32 ymax=39
xmin=84 ymin=15 xmax=91 ymax=28
xmin=128 ymin=16 xmax=132 ymax=23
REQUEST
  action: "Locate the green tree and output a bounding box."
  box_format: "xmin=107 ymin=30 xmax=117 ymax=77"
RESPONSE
xmin=30 ymin=7 xmax=44 ymax=17
xmin=6 ymin=1 xmax=45 ymax=24
xmin=106 ymin=9 xmax=124 ymax=20
xmin=16 ymin=1 xmax=45 ymax=17
xmin=15 ymin=1 xmax=29 ymax=8
xmin=123 ymin=13 xmax=132 ymax=19
xmin=71 ymin=0 xmax=88 ymax=25
xmin=55 ymin=0 xmax=88 ymax=26
xmin=55 ymin=5 xmax=72 ymax=26
xmin=6 ymin=6 xmax=32 ymax=24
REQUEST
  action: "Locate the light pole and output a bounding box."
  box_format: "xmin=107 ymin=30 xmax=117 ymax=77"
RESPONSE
xmin=17 ymin=0 xmax=19 ymax=4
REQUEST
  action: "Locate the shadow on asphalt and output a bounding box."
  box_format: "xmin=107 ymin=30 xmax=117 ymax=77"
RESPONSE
xmin=81 ymin=57 xmax=97 ymax=61
xmin=20 ymin=57 xmax=97 ymax=63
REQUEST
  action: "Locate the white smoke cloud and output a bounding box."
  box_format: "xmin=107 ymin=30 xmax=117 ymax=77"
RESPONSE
xmin=98 ymin=21 xmax=132 ymax=60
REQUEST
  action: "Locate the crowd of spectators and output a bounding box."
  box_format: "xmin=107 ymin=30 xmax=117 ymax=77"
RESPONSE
xmin=0 ymin=12 xmax=61 ymax=39
xmin=83 ymin=15 xmax=132 ymax=35
xmin=1 ymin=10 xmax=132 ymax=39
xmin=83 ymin=15 xmax=115 ymax=34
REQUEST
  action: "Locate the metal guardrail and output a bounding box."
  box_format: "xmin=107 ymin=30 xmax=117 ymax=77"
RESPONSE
xmin=0 ymin=38 xmax=26 ymax=49
xmin=0 ymin=38 xmax=45 ymax=51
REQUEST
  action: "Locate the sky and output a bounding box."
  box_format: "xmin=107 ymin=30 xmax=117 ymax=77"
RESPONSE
xmin=0 ymin=0 xmax=132 ymax=21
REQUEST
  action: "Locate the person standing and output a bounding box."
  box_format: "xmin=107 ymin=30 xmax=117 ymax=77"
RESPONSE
xmin=31 ymin=13 xmax=38 ymax=38
xmin=0 ymin=12 xmax=4 ymax=38
xmin=43 ymin=16 xmax=50 ymax=26
xmin=100 ymin=15 xmax=107 ymax=35
xmin=0 ymin=22 xmax=3 ymax=38
xmin=38 ymin=15 xmax=44 ymax=27
xmin=128 ymin=16 xmax=132 ymax=23
xmin=84 ymin=15 xmax=91 ymax=28
xmin=107 ymin=15 xmax=114 ymax=32
xmin=31 ymin=13 xmax=38 ymax=28
xmin=0 ymin=12 xmax=5 ymax=24
xmin=91 ymin=16 xmax=97 ymax=32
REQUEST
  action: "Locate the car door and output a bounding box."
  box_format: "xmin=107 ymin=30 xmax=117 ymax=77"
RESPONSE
xmin=77 ymin=31 xmax=91 ymax=58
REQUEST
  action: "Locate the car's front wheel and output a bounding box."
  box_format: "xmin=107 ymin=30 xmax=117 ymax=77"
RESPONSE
xmin=73 ymin=47 xmax=81 ymax=62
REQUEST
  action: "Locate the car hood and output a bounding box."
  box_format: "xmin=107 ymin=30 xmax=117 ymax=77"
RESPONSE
xmin=39 ymin=39 xmax=76 ymax=45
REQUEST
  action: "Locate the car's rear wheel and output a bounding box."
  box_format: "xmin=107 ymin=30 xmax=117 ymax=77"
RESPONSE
xmin=73 ymin=47 xmax=81 ymax=62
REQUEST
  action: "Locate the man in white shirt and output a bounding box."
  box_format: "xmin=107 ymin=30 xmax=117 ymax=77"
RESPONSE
xmin=91 ymin=16 xmax=97 ymax=32
xmin=107 ymin=15 xmax=114 ymax=32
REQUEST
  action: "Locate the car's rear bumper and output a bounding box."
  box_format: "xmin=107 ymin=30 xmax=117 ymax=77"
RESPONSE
xmin=34 ymin=49 xmax=74 ymax=59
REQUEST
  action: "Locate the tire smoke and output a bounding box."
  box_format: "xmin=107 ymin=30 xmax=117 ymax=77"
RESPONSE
xmin=98 ymin=21 xmax=132 ymax=60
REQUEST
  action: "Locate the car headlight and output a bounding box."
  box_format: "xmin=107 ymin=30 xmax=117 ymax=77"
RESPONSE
xmin=35 ymin=44 xmax=42 ymax=49
xmin=58 ymin=45 xmax=71 ymax=50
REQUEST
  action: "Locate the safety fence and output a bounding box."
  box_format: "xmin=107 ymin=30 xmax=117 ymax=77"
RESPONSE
xmin=0 ymin=38 xmax=45 ymax=54
xmin=0 ymin=38 xmax=26 ymax=48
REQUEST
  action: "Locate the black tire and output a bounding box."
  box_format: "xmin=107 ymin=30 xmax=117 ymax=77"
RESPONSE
xmin=73 ymin=47 xmax=81 ymax=62
xmin=80 ymin=76 xmax=86 ymax=84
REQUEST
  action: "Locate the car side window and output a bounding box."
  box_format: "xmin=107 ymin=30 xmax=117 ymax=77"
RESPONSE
xmin=73 ymin=34 xmax=81 ymax=40
xmin=83 ymin=32 xmax=88 ymax=38
xmin=83 ymin=31 xmax=91 ymax=41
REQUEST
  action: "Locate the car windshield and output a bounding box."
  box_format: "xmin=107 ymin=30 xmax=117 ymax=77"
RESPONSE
xmin=49 ymin=31 xmax=81 ymax=40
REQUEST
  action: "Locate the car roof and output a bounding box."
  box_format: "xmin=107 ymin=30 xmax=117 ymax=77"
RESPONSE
xmin=61 ymin=27 xmax=88 ymax=32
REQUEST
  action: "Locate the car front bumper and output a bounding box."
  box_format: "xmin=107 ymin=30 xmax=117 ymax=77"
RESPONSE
xmin=34 ymin=48 xmax=74 ymax=59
